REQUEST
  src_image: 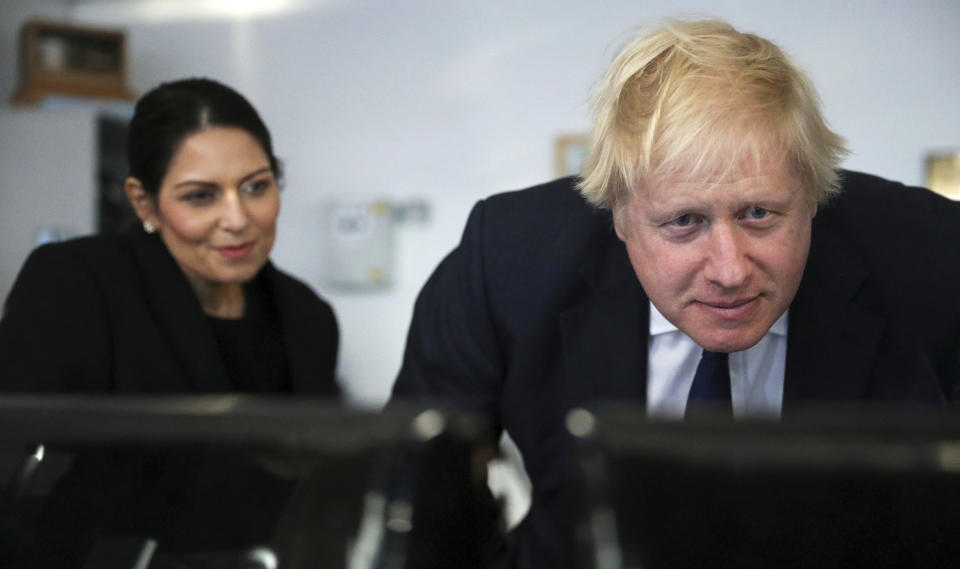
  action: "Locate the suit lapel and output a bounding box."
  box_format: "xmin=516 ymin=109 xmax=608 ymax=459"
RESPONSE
xmin=783 ymin=222 xmax=884 ymax=412
xmin=560 ymin=223 xmax=649 ymax=407
xmin=263 ymin=266 xmax=327 ymax=394
xmin=128 ymin=231 xmax=231 ymax=392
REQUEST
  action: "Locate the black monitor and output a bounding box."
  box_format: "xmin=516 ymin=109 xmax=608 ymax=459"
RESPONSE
xmin=568 ymin=404 xmax=960 ymax=569
xmin=0 ymin=395 xmax=497 ymax=569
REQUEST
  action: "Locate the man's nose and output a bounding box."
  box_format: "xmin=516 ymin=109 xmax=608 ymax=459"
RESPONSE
xmin=702 ymin=223 xmax=749 ymax=288
xmin=219 ymin=190 xmax=250 ymax=232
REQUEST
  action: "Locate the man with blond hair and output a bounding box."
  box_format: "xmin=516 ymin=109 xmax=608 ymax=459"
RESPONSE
xmin=392 ymin=19 xmax=960 ymax=568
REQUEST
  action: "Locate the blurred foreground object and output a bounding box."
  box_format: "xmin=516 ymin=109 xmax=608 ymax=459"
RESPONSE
xmin=568 ymin=404 xmax=960 ymax=569
xmin=0 ymin=396 xmax=499 ymax=569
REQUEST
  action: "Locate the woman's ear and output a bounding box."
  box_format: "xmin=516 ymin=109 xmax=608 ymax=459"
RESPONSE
xmin=124 ymin=177 xmax=160 ymax=229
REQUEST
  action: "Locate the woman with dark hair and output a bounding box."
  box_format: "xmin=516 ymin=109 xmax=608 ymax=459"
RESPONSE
xmin=0 ymin=78 xmax=339 ymax=565
xmin=0 ymin=77 xmax=338 ymax=394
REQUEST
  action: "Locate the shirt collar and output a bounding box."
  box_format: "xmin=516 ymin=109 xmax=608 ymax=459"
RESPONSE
xmin=648 ymin=301 xmax=789 ymax=337
xmin=649 ymin=302 xmax=678 ymax=336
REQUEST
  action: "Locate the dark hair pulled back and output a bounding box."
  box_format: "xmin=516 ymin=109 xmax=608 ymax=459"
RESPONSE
xmin=126 ymin=77 xmax=279 ymax=195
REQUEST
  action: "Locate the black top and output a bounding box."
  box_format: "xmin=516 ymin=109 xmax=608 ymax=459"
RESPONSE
xmin=209 ymin=276 xmax=292 ymax=393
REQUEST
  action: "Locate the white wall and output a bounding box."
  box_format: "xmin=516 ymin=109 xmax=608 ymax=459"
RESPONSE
xmin=0 ymin=110 xmax=97 ymax=304
xmin=2 ymin=0 xmax=958 ymax=406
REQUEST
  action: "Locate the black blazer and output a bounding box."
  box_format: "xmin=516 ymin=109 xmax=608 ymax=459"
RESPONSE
xmin=392 ymin=171 xmax=960 ymax=568
xmin=0 ymin=230 xmax=338 ymax=395
xmin=0 ymin=231 xmax=339 ymax=564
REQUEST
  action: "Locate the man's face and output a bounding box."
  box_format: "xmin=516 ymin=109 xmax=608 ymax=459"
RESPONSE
xmin=616 ymin=160 xmax=816 ymax=353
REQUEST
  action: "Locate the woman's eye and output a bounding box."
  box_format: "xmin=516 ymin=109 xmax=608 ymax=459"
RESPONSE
xmin=183 ymin=189 xmax=215 ymax=204
xmin=243 ymin=179 xmax=271 ymax=195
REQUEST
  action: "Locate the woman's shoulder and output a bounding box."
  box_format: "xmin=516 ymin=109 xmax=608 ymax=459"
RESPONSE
xmin=5 ymin=233 xmax=140 ymax=319
xmin=23 ymin=233 xmax=135 ymax=274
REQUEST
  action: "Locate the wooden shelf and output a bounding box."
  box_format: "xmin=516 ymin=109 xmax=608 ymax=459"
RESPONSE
xmin=12 ymin=20 xmax=134 ymax=105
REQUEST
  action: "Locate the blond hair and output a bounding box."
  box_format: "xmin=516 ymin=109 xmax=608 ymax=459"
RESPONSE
xmin=577 ymin=19 xmax=847 ymax=221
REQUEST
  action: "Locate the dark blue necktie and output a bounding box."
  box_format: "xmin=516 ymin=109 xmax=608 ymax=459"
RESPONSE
xmin=686 ymin=349 xmax=731 ymax=415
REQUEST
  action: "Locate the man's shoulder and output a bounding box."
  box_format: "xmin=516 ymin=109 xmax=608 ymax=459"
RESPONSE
xmin=476 ymin=176 xmax=612 ymax=241
xmin=823 ymin=170 xmax=960 ymax=225
xmin=453 ymin=177 xmax=624 ymax=294
xmin=484 ymin=176 xmax=600 ymax=216
xmin=819 ymin=169 xmax=960 ymax=249
xmin=811 ymin=170 xmax=960 ymax=311
xmin=486 ymin=176 xmax=588 ymax=203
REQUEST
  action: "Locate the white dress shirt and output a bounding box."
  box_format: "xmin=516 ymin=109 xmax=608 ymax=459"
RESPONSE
xmin=646 ymin=302 xmax=787 ymax=419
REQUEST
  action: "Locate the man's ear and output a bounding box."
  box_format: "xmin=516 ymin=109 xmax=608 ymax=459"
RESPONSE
xmin=612 ymin=201 xmax=628 ymax=242
xmin=124 ymin=177 xmax=159 ymax=227
xmin=615 ymin=223 xmax=627 ymax=242
xmin=805 ymin=195 xmax=819 ymax=220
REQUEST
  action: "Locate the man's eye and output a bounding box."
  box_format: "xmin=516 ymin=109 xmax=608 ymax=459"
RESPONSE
xmin=670 ymin=214 xmax=699 ymax=227
xmin=745 ymin=206 xmax=769 ymax=220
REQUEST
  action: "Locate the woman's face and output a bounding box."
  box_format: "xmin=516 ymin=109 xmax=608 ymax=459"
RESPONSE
xmin=146 ymin=127 xmax=280 ymax=287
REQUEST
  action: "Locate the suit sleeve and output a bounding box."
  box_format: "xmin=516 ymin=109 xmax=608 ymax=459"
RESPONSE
xmin=929 ymin=192 xmax=960 ymax=402
xmin=391 ymin=199 xmax=505 ymax=418
xmin=908 ymin=183 xmax=960 ymax=402
xmin=390 ymin=200 xmax=510 ymax=567
xmin=0 ymin=243 xmax=111 ymax=392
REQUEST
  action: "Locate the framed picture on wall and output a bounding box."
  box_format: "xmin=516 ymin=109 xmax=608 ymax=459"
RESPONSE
xmin=13 ymin=20 xmax=134 ymax=104
xmin=925 ymin=151 xmax=960 ymax=200
xmin=554 ymin=133 xmax=590 ymax=178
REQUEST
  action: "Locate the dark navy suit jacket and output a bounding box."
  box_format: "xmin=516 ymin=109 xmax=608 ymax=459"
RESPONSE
xmin=392 ymin=171 xmax=960 ymax=568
